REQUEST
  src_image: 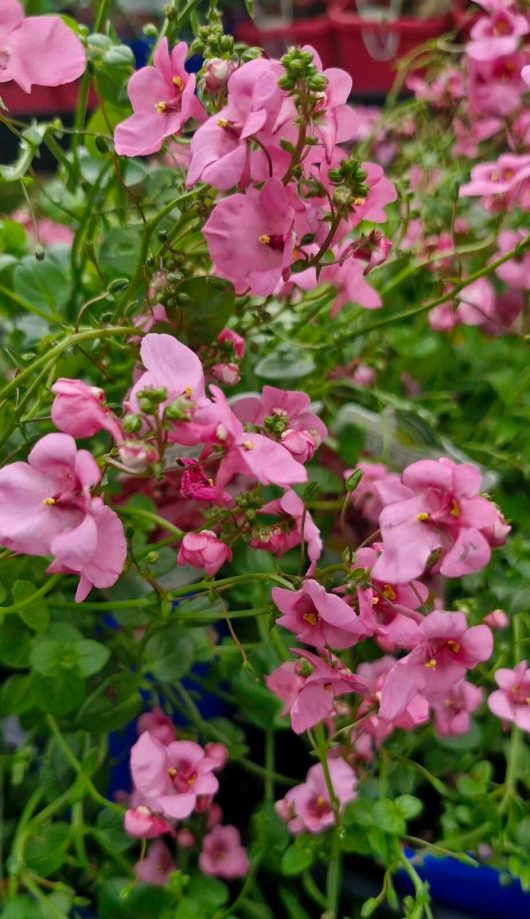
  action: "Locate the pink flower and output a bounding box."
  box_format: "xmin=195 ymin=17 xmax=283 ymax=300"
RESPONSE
xmin=124 ymin=805 xmax=173 ymax=839
xmin=379 ymin=611 xmax=493 ymax=721
xmin=483 ymin=609 xmax=508 ymax=630
xmin=276 ymin=758 xmax=357 ymax=834
xmin=51 ymin=378 xmax=122 ymax=441
xmin=456 ymin=278 xmax=496 ymax=328
xmin=345 ymin=462 xmax=397 ymax=527
xmin=137 ymin=709 xmax=177 ymax=746
xmin=46 ymin=497 xmax=127 ymax=603
xmin=254 ymin=488 xmax=322 ymax=562
xmin=134 ymin=840 xmax=176 ymax=886
xmin=211 ymin=362 xmax=240 ymax=386
xmin=494 ymin=229 xmax=530 ymax=289
xmin=204 ymin=742 xmax=228 ymax=771
xmin=272 ymin=579 xmax=370 ymax=650
xmin=0 ymin=0 xmax=85 ymax=94
xmin=266 ymin=649 xmax=363 ymax=734
xmin=523 ymin=64 xmax=530 ymax=85
xmin=130 ymin=732 xmax=220 ymax=820
xmin=354 ymin=545 xmax=427 ymax=652
xmin=118 ymin=441 xmax=158 ymax=473
xmin=128 ymin=332 xmax=206 ymax=415
xmin=115 ymin=39 xmax=204 ymax=157
xmin=217 ymin=327 xmax=245 ymax=360
xmin=351 ymin=365 xmax=375 ymax=388
xmin=293 ymin=252 xmax=381 ymax=318
xmin=178 ymin=530 xmax=232 ymax=576
xmin=459 ymin=154 xmax=530 ymax=211
xmin=466 ymin=7 xmax=528 ymax=62
xmin=280 ymin=429 xmax=318 ymax=464
xmin=264 ymin=661 xmax=303 ymax=719
xmin=372 ymin=458 xmax=509 ymax=584
xmin=199 ymin=825 xmax=250 ymax=879
xmin=433 ymin=680 xmax=483 ymax=738
xmin=203 ymin=58 xmax=236 ymax=93
xmin=203 ymin=179 xmax=295 ymax=297
xmin=488 ymin=661 xmax=530 ymax=732
xmin=197 ymin=386 xmax=307 ymax=494
xmin=0 ymin=433 xmax=98 ymax=557
xmin=232 ymin=385 xmax=327 ymax=445
xmin=301 ymin=46 xmax=358 ymax=159
xmin=187 ymin=58 xmax=287 ymax=190
xmin=179 ymin=458 xmax=229 ymax=504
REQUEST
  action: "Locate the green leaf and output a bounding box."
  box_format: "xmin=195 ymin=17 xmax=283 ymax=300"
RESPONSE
xmin=343 ymin=798 xmax=374 ymax=828
xmin=175 ymin=276 xmax=235 ymax=346
xmin=98 ymin=227 xmax=142 ymax=278
xmin=281 ymin=843 xmax=315 ymax=876
xmin=12 ymin=580 xmax=50 ymax=631
xmin=32 ymin=672 xmax=85 ymax=716
xmin=456 ymin=760 xmax=492 ymax=797
xmin=14 ymin=257 xmax=69 ymax=320
xmin=372 ymin=799 xmax=406 ymax=836
xmin=144 ymin=623 xmax=195 ymax=681
xmin=1 ymin=896 xmax=40 ymax=919
xmin=231 ymin=668 xmax=282 ymax=730
xmin=0 ymin=618 xmax=31 ymax=668
xmin=395 ymin=794 xmax=424 ymax=820
xmin=0 ymin=673 xmax=35 ymax=715
xmin=98 ymin=878 xmax=174 ymax=919
xmin=255 ymin=343 xmax=315 ymax=380
xmin=75 ymin=639 xmax=110 ymax=677
xmin=361 ymin=898 xmax=380 ymax=918
xmin=76 ymin=673 xmax=141 ymax=732
xmin=26 ymin=822 xmax=70 ymax=877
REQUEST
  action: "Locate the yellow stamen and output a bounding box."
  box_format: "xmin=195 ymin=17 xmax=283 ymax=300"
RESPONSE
xmin=168 ymin=766 xmax=177 ymax=777
xmin=43 ymin=497 xmax=56 ymax=506
xmin=155 ymin=101 xmax=168 ymax=113
xmin=216 ymin=117 xmax=230 ymax=128
xmin=172 ymin=75 xmax=184 ymax=90
xmin=208 ymin=478 xmax=214 ymax=486
xmin=302 ymin=611 xmax=319 ymax=626
xmin=372 ymin=596 xmax=379 ymax=606
xmin=382 ymin=584 xmax=396 ymax=601
xmin=243 ymin=440 xmax=255 ymax=450
xmin=450 ymin=499 xmax=460 ymax=518
xmin=353 ymin=197 xmax=366 ymax=206
xmin=316 ymin=796 xmax=326 ymax=808
xmin=425 ymin=658 xmax=437 ymax=669
xmin=447 ymin=640 xmax=461 ymax=654
xmin=184 ymin=386 xmax=192 ymax=397
xmin=258 ymin=234 xmax=271 ymax=245
xmin=417 ymin=512 xmax=429 ymax=522
xmin=187 ymin=774 xmax=196 ymax=785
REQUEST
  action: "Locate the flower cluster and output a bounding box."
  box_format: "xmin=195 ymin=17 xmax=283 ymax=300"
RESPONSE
xmin=115 ymin=43 xmax=396 ymax=315
xmin=124 ymin=711 xmax=249 ymax=884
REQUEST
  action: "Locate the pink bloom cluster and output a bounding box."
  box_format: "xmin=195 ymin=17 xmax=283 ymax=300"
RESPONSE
xmin=115 ymin=42 xmax=396 ymax=313
xmin=265 ymin=455 xmax=508 ymax=761
xmin=125 ymin=712 xmax=249 ymax=884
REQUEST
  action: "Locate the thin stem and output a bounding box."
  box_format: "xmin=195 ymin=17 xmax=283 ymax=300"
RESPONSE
xmin=46 ymin=716 xmax=124 ymax=815
xmin=0 ymin=326 xmax=139 ymax=402
xmin=340 ymin=235 xmax=530 ymax=344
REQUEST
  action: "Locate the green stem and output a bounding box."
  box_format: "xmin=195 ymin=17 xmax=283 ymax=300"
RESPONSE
xmin=0 ymin=326 xmax=138 ymax=401
xmin=0 ymin=574 xmax=61 ymax=617
xmin=326 ymin=831 xmax=342 ymax=919
xmin=500 ymin=613 xmax=524 ymax=812
xmin=341 ymin=235 xmax=530 ymax=343
xmin=46 ymin=716 xmax=124 ymax=815
xmin=264 ymin=730 xmax=275 ymax=806
xmin=118 ymin=505 xmax=184 ymax=539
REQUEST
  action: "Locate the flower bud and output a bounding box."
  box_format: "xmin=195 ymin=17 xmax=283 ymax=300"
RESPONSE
xmin=203 ymin=58 xmax=236 ymax=92
xmin=118 ymin=440 xmax=157 ymax=472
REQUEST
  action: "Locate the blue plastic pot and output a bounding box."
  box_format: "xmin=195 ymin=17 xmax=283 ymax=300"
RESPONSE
xmin=397 ymin=848 xmax=530 ymax=919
